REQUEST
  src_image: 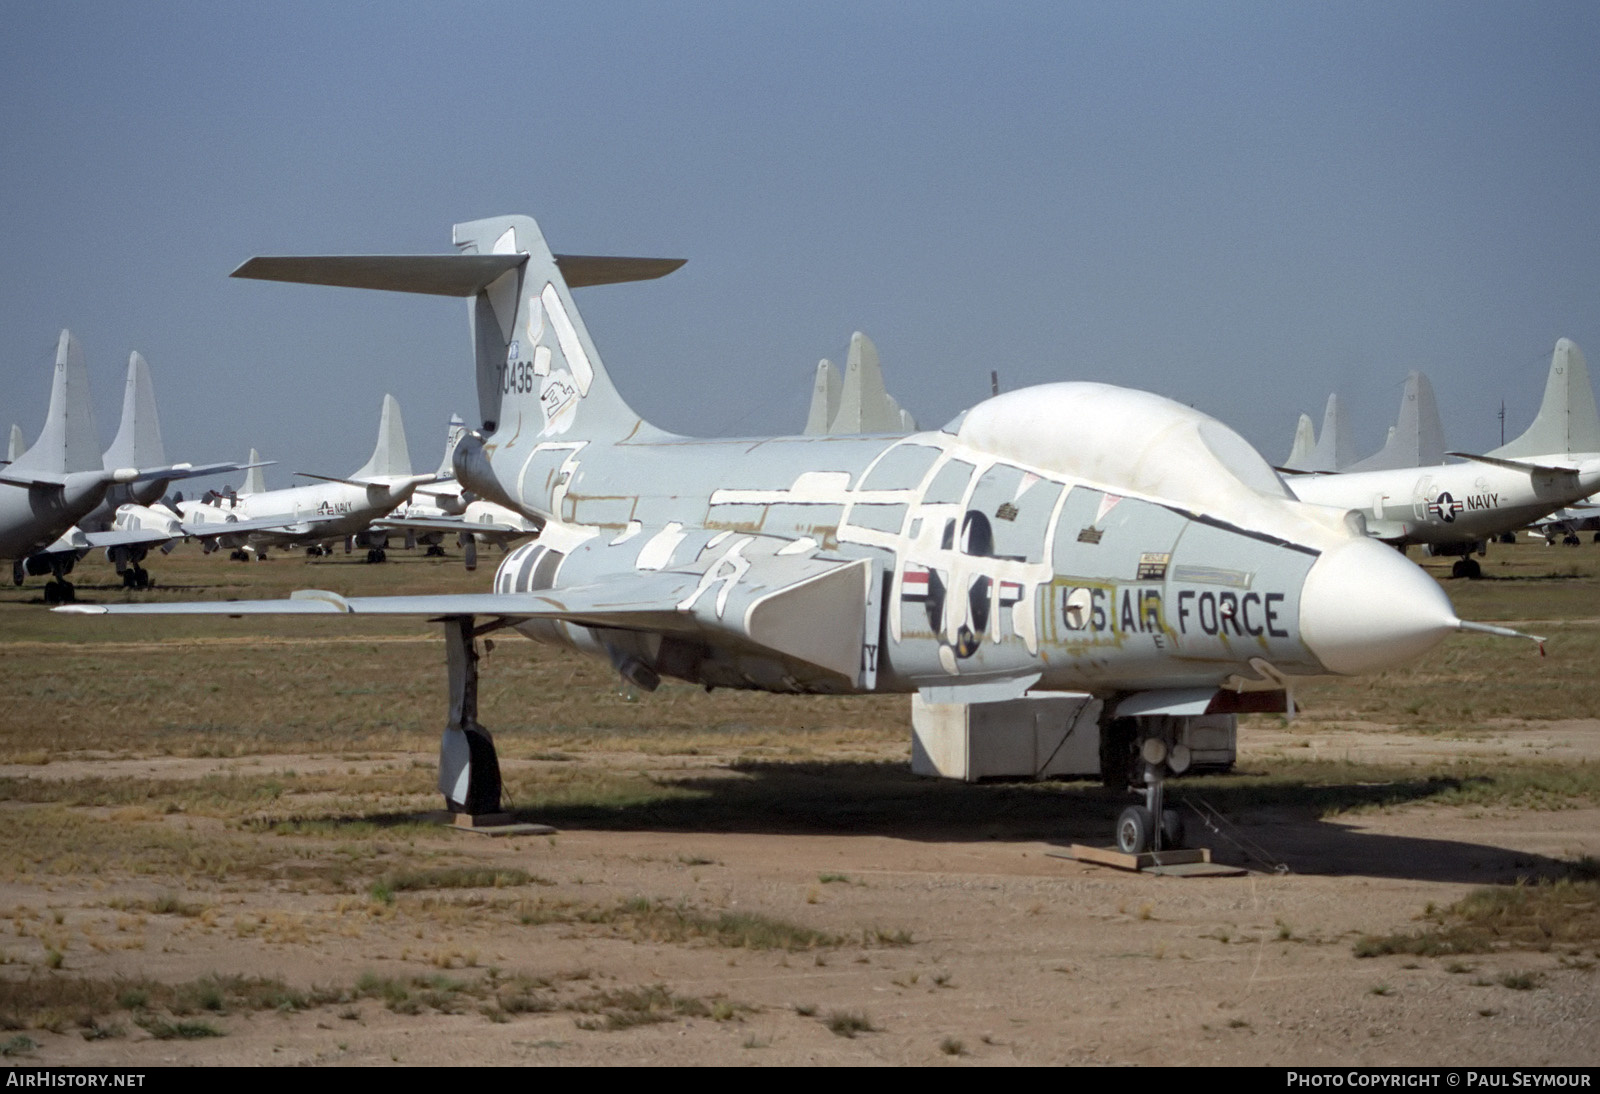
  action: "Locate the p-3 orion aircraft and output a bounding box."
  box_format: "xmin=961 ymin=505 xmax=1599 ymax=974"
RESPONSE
xmin=60 ymin=214 xmax=1537 ymax=854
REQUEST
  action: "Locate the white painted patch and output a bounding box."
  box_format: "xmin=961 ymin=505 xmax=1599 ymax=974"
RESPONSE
xmin=706 ymin=530 xmax=733 ymax=548
xmin=533 ymin=344 xmax=551 ymax=377
xmin=709 ymin=470 xmax=859 ymax=506
xmin=635 ymin=522 xmax=685 ymax=570
xmin=1095 ymin=493 xmax=1123 ymax=524
xmin=937 ymin=645 xmax=959 ymax=675
xmin=776 ymin=537 xmax=816 ymax=555
xmin=541 ymin=283 xmax=594 ymax=396
xmin=525 ymin=294 xmax=545 ymax=346
xmin=610 ymin=520 xmax=643 ymax=546
xmin=678 ymin=536 xmax=755 ymax=618
xmin=492 ymin=227 xmax=518 ymax=254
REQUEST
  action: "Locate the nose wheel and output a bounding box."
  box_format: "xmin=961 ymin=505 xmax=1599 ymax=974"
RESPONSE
xmin=1112 ymin=737 xmax=1189 ymax=855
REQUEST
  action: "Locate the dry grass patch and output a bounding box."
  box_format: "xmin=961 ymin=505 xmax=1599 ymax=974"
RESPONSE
xmin=1355 ymin=873 xmax=1600 ymax=958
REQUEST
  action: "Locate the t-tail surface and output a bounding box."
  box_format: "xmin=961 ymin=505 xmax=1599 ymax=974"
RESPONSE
xmin=59 ymin=214 xmax=1541 ymax=853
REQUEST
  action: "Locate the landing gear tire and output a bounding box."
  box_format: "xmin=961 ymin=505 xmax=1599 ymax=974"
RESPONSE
xmin=1160 ymin=807 xmax=1185 ymax=850
xmin=43 ymin=580 xmax=74 ymax=605
xmin=1116 ymin=805 xmax=1154 ymax=855
xmin=122 ymin=570 xmax=137 ymax=589
xmin=1564 ymin=534 xmax=1582 ymax=547
xmin=366 ymin=549 xmax=379 ymax=564
xmin=1451 ymin=557 xmax=1481 ymax=580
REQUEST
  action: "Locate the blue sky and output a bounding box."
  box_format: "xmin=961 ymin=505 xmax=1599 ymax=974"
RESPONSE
xmin=4 ymin=2 xmax=1599 ymax=483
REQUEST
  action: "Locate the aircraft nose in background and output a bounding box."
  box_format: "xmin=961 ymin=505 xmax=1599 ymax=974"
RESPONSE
xmin=1299 ymin=538 xmax=1458 ymax=675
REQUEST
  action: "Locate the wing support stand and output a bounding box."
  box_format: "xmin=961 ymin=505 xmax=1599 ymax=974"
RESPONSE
xmin=438 ymin=614 xmax=508 ymax=827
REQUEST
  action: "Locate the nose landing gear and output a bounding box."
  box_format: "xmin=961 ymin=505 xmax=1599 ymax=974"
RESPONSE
xmin=1114 ymin=736 xmax=1188 ymax=855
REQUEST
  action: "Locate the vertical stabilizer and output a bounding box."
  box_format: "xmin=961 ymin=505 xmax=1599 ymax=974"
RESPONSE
xmin=352 ymin=394 xmax=414 ymax=480
xmin=1284 ymin=412 xmax=1318 ymax=469
xmin=11 ymin=330 xmax=100 ymax=476
xmin=103 ymin=352 xmax=166 ymax=471
xmin=452 ymin=215 xmax=652 ymax=442
xmin=7 ymin=425 xmax=25 ymax=463
xmin=1345 ymin=371 xmax=1446 ymax=472
xmin=1300 ymin=393 xmax=1356 ymax=472
xmin=242 ymin=449 xmax=266 ymax=495
xmin=833 ymin=332 xmax=903 ymax=434
xmin=804 ymin=359 xmax=841 ymax=435
xmin=437 ymin=414 xmax=466 ymax=478
xmin=1491 ymin=339 xmax=1600 ymax=458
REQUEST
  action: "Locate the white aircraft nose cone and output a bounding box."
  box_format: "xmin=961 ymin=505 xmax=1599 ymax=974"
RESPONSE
xmin=1299 ymin=538 xmax=1458 ymax=675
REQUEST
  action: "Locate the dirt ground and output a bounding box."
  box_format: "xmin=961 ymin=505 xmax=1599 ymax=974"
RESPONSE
xmin=1 ymin=721 xmax=1596 ymax=1068
xmin=2 ymin=545 xmax=1597 ymax=1067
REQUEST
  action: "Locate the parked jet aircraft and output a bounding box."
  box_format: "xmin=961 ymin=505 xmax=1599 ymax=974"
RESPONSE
xmin=4 ymin=332 xmax=241 ymax=600
xmin=74 ymin=350 xmax=262 ymax=587
xmin=61 ymin=214 xmax=1537 ymax=853
xmin=1290 ymin=340 xmax=1600 ymax=577
xmin=176 ymin=394 xmax=436 ymax=561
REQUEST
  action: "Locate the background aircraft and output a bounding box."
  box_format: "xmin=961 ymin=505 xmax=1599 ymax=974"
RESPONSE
xmin=176 ymin=394 xmax=436 ymax=562
xmin=803 ymin=332 xmax=918 ymax=436
xmin=1289 ymin=340 xmax=1600 ymax=577
xmin=64 ymin=213 xmax=1536 ymax=855
xmin=3 ymin=332 xmax=241 ymax=600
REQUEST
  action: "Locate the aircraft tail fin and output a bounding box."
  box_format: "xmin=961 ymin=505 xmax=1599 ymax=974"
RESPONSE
xmin=803 ymin=359 xmax=841 ymax=435
xmin=242 ymin=449 xmax=266 ymax=494
xmin=1491 ymin=339 xmax=1600 ymax=458
xmin=1314 ymin=393 xmax=1356 ymax=471
xmin=10 ymin=330 xmax=101 ymax=477
xmin=1284 ymin=412 xmax=1318 ymax=469
xmin=231 ymin=215 xmax=684 ymax=443
xmin=437 ymin=414 xmax=466 ymax=478
xmin=103 ymin=352 xmax=166 ymax=471
xmin=352 ymin=394 xmax=413 ymax=480
xmin=833 ymin=332 xmax=906 ymax=434
xmin=1345 ymin=371 xmax=1446 ymax=472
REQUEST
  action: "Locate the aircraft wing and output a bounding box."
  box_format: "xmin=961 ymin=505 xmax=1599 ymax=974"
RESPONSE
xmin=1446 ymin=452 xmax=1583 ymax=478
xmin=80 ymin=527 xmax=178 ymax=550
xmin=180 ymin=514 xmax=344 ymax=539
xmin=55 ymin=574 xmax=707 ymax=634
xmin=58 ymin=552 xmax=881 ymax=686
xmin=371 ymin=514 xmax=528 ymax=536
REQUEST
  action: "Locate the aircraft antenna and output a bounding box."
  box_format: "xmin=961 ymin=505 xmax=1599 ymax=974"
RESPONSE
xmin=990 ymin=370 xmax=1000 ymax=397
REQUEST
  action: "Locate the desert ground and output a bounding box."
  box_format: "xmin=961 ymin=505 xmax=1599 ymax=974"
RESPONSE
xmin=0 ymin=539 xmax=1596 ymax=1066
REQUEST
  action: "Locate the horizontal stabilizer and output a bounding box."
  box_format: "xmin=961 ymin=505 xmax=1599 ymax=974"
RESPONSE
xmin=553 ymin=255 xmax=687 ymax=288
xmin=232 ymin=254 xmax=684 ymax=296
xmin=233 ymin=255 xmax=526 ymax=296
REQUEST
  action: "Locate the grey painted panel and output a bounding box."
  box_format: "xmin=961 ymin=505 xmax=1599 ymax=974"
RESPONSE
xmin=845 ymin=502 xmax=908 ymax=534
xmin=923 ymin=459 xmax=976 ymax=505
xmin=860 ymin=443 xmax=942 ymax=492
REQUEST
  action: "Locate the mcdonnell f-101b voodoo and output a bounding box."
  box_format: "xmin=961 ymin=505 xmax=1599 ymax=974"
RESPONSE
xmin=60 ymin=214 xmax=1537 ymax=854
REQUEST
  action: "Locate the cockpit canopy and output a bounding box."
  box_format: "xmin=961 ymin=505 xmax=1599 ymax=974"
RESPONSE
xmin=956 ymin=382 xmax=1291 ymax=509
